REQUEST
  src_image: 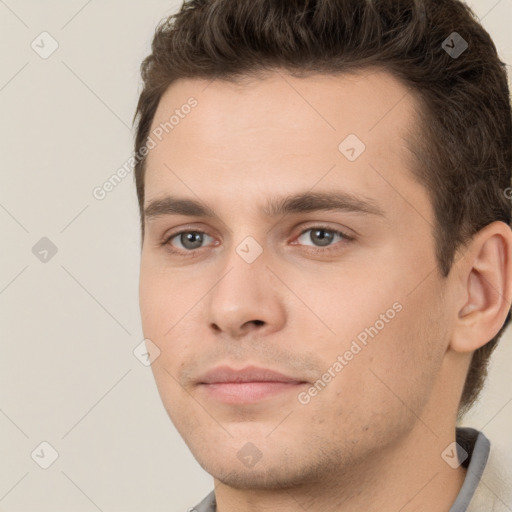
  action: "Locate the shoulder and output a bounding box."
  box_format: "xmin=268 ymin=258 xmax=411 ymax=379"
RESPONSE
xmin=466 ymin=429 xmax=512 ymax=511
xmin=188 ymin=490 xmax=216 ymax=512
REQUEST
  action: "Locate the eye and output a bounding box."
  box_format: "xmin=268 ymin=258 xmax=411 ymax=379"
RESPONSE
xmin=165 ymin=230 xmax=215 ymax=251
xmin=294 ymin=226 xmax=353 ymax=249
xmin=161 ymin=225 xmax=353 ymax=257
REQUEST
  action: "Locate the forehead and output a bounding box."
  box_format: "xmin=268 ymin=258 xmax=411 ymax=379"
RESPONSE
xmin=148 ymin=68 xmax=417 ymax=152
xmin=143 ymin=68 xmax=428 ymax=222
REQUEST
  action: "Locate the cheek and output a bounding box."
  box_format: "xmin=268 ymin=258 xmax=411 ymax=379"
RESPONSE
xmin=139 ymin=259 xmax=195 ymax=334
xmin=139 ymin=257 xmax=218 ymax=359
xmin=305 ymin=266 xmax=445 ymax=421
xmin=300 ymin=309 xmax=442 ymax=447
xmin=139 ymin=272 xmax=194 ymax=419
xmin=139 ymin=257 xmax=160 ymax=324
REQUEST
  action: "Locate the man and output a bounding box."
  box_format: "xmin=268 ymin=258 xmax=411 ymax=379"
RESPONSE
xmin=134 ymin=0 xmax=512 ymax=510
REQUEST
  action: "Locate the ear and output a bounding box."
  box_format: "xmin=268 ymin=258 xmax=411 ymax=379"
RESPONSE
xmin=451 ymin=221 xmax=512 ymax=353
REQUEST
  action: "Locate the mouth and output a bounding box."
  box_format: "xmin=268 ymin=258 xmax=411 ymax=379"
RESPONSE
xmin=199 ymin=381 xmax=308 ymax=404
xmin=197 ymin=365 xmax=309 ymax=404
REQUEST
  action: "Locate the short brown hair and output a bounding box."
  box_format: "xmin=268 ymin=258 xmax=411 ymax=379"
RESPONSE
xmin=133 ymin=0 xmax=512 ymax=417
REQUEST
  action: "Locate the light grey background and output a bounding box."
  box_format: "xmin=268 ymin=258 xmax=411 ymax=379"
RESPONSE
xmin=0 ymin=1 xmax=511 ymax=511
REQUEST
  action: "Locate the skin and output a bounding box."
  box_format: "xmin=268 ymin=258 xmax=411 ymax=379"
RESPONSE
xmin=138 ymin=68 xmax=512 ymax=511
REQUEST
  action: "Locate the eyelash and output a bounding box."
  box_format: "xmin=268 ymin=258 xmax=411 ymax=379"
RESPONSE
xmin=160 ymin=225 xmax=354 ymax=258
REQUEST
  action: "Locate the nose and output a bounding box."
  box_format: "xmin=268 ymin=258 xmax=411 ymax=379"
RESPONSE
xmin=204 ymin=248 xmax=287 ymax=340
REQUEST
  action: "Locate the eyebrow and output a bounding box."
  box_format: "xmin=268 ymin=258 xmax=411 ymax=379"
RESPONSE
xmin=144 ymin=190 xmax=386 ymax=221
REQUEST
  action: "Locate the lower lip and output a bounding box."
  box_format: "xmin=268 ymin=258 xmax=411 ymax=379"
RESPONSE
xmin=199 ymin=381 xmax=306 ymax=404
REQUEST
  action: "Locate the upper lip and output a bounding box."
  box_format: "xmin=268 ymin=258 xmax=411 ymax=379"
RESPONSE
xmin=197 ymin=365 xmax=307 ymax=384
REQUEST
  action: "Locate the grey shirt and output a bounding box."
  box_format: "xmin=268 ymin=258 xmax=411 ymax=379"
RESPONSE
xmin=189 ymin=427 xmax=490 ymax=512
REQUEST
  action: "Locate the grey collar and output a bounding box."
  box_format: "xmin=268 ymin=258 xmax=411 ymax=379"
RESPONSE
xmin=449 ymin=427 xmax=490 ymax=511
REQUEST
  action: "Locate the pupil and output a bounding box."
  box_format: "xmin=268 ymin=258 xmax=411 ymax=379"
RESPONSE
xmin=312 ymin=229 xmax=333 ymax=246
xmin=182 ymin=232 xmax=202 ymax=249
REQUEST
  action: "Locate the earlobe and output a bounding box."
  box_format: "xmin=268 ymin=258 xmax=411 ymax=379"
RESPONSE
xmin=451 ymin=221 xmax=512 ymax=354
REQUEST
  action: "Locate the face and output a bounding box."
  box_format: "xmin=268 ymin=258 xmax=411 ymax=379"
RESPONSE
xmin=139 ymin=69 xmax=453 ymax=489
